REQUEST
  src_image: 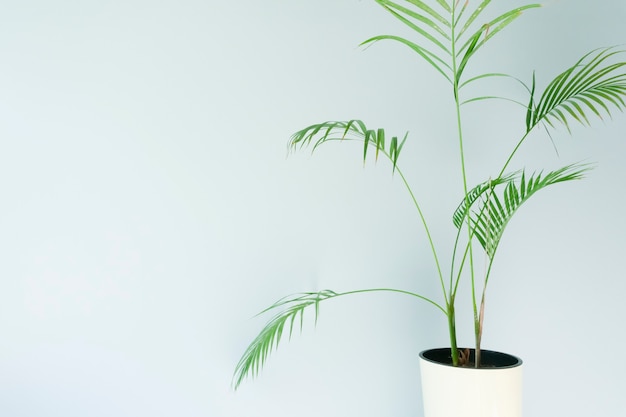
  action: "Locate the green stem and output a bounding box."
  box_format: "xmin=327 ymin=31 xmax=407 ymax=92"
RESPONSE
xmin=449 ymin=225 xmax=463 ymax=294
xmin=452 ymin=238 xmax=472 ymax=299
xmin=337 ymin=288 xmax=447 ymax=315
xmin=451 ymin=0 xmax=476 ymax=367
xmin=498 ymin=131 xmax=531 ymax=177
xmin=470 ymin=124 xmax=533 ymax=367
xmin=395 ymin=166 xmax=448 ymax=306
xmin=447 ymin=294 xmax=459 ymax=366
xmin=318 ymin=139 xmax=451 ymax=315
xmin=475 ymin=296 xmax=484 ymax=368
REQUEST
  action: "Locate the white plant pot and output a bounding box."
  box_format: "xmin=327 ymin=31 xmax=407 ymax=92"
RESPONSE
xmin=419 ymin=348 xmax=523 ymax=417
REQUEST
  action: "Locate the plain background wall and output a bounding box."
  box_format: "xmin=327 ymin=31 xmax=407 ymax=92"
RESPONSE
xmin=0 ymin=1 xmax=624 ymax=416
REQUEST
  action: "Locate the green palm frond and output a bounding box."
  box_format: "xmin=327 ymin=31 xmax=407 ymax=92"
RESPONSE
xmin=457 ymin=4 xmax=540 ymax=47
xmin=452 ymin=171 xmax=520 ymax=229
xmin=380 ymin=0 xmax=451 ymax=40
xmin=360 ymin=35 xmax=453 ymax=83
xmin=376 ymin=0 xmax=451 ymax=45
xmin=527 ymin=47 xmax=626 ymax=133
xmin=453 ymin=0 xmax=470 ymax=29
xmin=366 ymin=1 xmax=539 ymax=88
xmin=232 ymin=286 xmax=440 ymax=389
xmin=456 ymin=0 xmax=491 ymax=36
xmin=455 ymin=4 xmax=540 ymax=85
xmin=364 ymin=0 xmax=453 ymax=82
xmin=459 ymin=164 xmax=591 ymax=259
xmin=290 ymin=120 xmax=408 ymax=173
xmin=232 ymin=290 xmax=339 ymax=389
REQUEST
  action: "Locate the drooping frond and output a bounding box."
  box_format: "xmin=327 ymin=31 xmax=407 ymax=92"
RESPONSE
xmin=458 ymin=164 xmax=592 ymax=259
xmin=527 ymin=47 xmax=626 ymax=133
xmin=232 ymin=286 xmax=441 ymax=389
xmin=290 ymin=120 xmax=408 ymax=173
xmin=232 ymin=290 xmax=339 ymax=389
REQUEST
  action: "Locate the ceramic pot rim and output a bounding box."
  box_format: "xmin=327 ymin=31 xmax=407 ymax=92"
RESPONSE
xmin=419 ymin=347 xmax=523 ymax=369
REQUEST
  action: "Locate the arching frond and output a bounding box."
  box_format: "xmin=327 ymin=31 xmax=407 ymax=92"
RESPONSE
xmin=361 ymin=35 xmax=453 ymax=83
xmin=453 ymin=0 xmax=471 ymax=30
xmin=457 ymin=4 xmax=540 ymax=52
xmin=457 ymin=0 xmax=492 ymax=38
xmin=233 ymin=287 xmax=441 ymax=389
xmin=368 ymin=0 xmax=453 ymax=83
xmin=452 ymin=171 xmax=519 ymax=229
xmin=463 ymin=164 xmax=592 ymax=259
xmin=377 ymin=0 xmax=451 ymax=41
xmin=406 ymin=0 xmax=451 ymax=25
xmin=455 ymin=4 xmax=540 ymax=85
xmin=528 ymin=47 xmax=626 ymax=132
xmin=378 ymin=0 xmax=451 ymax=40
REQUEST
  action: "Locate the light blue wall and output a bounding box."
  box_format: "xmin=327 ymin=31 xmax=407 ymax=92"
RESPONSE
xmin=0 ymin=1 xmax=624 ymax=416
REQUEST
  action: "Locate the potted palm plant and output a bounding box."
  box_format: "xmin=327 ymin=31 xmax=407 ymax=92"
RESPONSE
xmin=233 ymin=1 xmax=626 ymax=415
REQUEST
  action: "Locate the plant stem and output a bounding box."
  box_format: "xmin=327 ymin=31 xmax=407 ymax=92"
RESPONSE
xmin=499 ymin=131 xmax=530 ymax=177
xmin=450 ymin=0 xmax=477 ymax=367
xmin=337 ymin=288 xmax=447 ymax=315
xmin=476 ymin=296 xmax=484 ymax=367
xmin=447 ymin=294 xmax=459 ymax=366
xmin=395 ymin=166 xmax=448 ymax=306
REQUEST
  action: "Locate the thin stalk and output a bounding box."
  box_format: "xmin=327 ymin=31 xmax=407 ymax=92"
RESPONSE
xmin=451 ymin=188 xmax=496 ymax=302
xmin=471 ymin=109 xmax=541 ymax=362
xmin=475 ymin=296 xmax=484 ymax=366
xmin=336 ymin=288 xmax=447 ymax=315
xmin=452 ymin=237 xmax=472 ymax=298
xmin=476 ymin=251 xmax=497 ymax=368
xmin=451 ymin=0 xmax=478 ymax=367
xmin=476 ymin=131 xmax=533 ymax=354
xmin=499 ymin=130 xmax=531 ymax=177
xmin=473 ymin=180 xmax=493 ymax=367
xmin=447 ymin=294 xmax=458 ymax=363
xmin=323 ymin=139 xmax=449 ymax=307
xmin=449 ymin=223 xmax=464 ymax=293
xmin=395 ymin=166 xmax=448 ymax=306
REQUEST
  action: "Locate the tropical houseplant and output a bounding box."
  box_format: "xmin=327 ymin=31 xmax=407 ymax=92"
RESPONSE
xmin=234 ymin=0 xmax=626 ymax=414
